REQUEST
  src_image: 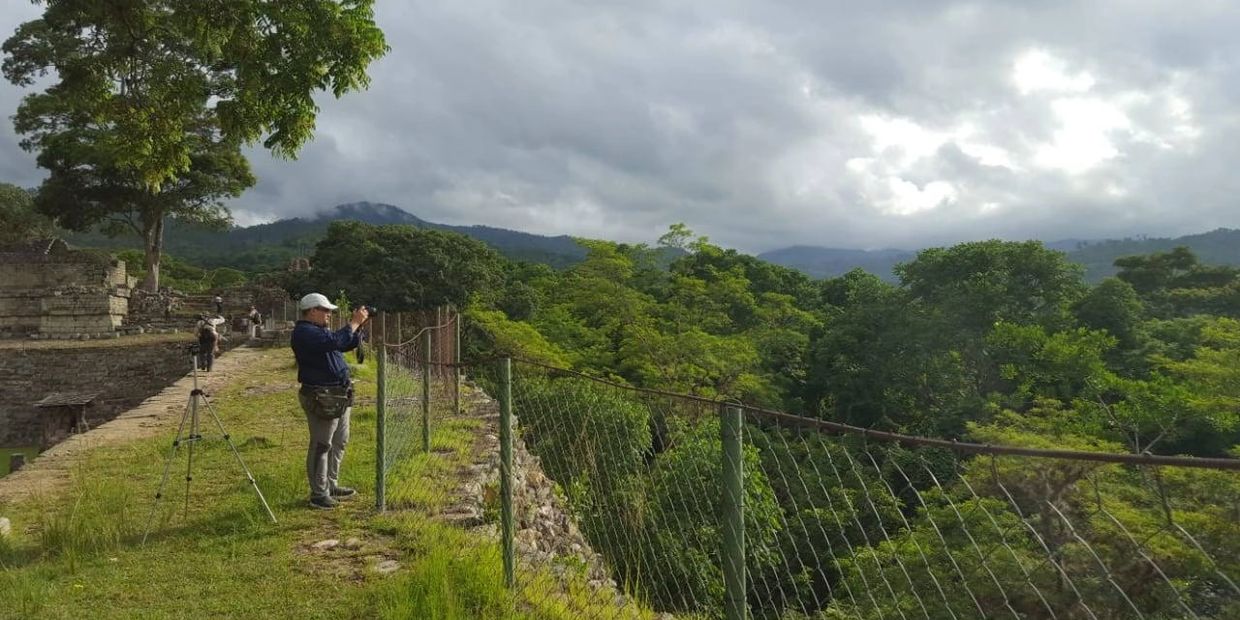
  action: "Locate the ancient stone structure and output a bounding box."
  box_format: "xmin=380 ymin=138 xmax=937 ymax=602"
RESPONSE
xmin=0 ymin=338 xmax=207 ymax=448
xmin=0 ymin=239 xmax=136 ymax=338
xmin=32 ymin=392 xmax=96 ymax=450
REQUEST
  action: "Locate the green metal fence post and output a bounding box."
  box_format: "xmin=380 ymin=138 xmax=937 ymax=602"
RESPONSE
xmin=375 ymin=312 xmax=387 ymax=512
xmin=422 ymin=329 xmax=431 ymax=453
xmin=453 ymin=306 xmax=461 ymax=417
xmin=499 ymin=357 xmax=515 ymax=588
xmin=722 ymin=403 xmax=746 ymax=620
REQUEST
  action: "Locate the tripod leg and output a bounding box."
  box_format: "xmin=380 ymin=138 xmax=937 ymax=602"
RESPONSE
xmin=200 ymin=395 xmax=279 ymax=524
xmin=142 ymin=392 xmax=194 ymax=544
xmin=184 ymin=394 xmax=199 ymax=521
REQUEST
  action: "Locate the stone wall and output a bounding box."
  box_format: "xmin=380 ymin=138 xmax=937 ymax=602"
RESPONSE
xmin=0 ymin=244 xmax=136 ymax=338
xmin=446 ymin=387 xmax=635 ymax=605
xmin=0 ymin=339 xmax=198 ymax=448
xmin=455 ymin=394 xmax=677 ymax=617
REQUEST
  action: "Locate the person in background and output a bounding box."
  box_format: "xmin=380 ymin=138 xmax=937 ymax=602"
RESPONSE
xmin=248 ymin=305 xmax=263 ymax=338
xmin=214 ymin=293 xmax=224 ymax=315
xmin=291 ymin=293 xmax=370 ymax=510
xmin=197 ymin=322 xmax=220 ymax=372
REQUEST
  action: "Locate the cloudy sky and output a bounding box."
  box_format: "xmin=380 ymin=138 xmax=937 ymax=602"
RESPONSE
xmin=3 ymin=1 xmax=1240 ymax=252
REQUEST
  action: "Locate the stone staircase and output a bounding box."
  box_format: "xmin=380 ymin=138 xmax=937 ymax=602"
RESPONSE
xmin=252 ymin=320 xmax=294 ymax=348
xmin=124 ymin=291 xmax=258 ymax=336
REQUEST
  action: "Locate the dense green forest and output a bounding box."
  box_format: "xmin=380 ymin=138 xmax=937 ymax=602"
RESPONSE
xmin=298 ymin=221 xmax=1239 ymax=618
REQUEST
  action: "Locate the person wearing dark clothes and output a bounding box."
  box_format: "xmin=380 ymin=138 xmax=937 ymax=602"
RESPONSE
xmin=291 ymin=293 xmax=370 ymax=510
xmin=214 ymin=294 xmax=224 ymax=314
xmin=197 ymin=323 xmax=219 ymax=371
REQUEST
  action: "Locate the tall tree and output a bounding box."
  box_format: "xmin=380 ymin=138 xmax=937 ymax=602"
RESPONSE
xmin=3 ymin=0 xmax=387 ymax=290
xmin=297 ymin=221 xmax=505 ymax=312
xmin=895 ymin=240 xmax=1086 ymax=336
xmin=0 ymin=182 xmax=55 ymax=244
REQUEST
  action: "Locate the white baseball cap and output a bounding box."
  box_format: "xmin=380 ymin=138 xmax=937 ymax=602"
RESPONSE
xmin=297 ymin=293 xmax=339 ymax=311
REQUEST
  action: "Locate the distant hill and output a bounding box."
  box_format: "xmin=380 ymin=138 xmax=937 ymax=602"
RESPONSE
xmin=1064 ymin=228 xmax=1240 ymax=281
xmin=65 ymin=202 xmax=589 ymax=272
xmin=760 ymin=228 xmax=1240 ymax=282
xmin=757 ymin=246 xmax=915 ymax=282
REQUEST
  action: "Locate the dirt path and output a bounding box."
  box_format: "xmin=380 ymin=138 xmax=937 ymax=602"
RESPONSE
xmin=0 ymin=345 xmax=274 ymax=506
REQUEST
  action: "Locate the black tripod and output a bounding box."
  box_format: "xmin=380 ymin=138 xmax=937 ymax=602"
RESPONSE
xmin=143 ymin=345 xmax=277 ymax=543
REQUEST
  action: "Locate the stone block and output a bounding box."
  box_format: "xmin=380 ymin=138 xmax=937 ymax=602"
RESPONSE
xmin=41 ymin=292 xmax=115 ymax=315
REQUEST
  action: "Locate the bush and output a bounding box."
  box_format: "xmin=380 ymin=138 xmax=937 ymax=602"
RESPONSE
xmin=638 ymin=417 xmax=783 ymax=613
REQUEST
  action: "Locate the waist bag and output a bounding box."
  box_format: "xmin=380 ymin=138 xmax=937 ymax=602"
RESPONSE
xmin=301 ymin=383 xmax=354 ymax=420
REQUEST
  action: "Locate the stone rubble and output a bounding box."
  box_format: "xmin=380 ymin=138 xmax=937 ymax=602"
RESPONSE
xmin=437 ymin=382 xmax=643 ymax=612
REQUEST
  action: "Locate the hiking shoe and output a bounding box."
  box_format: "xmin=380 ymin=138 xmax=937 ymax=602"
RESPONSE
xmin=329 ymin=486 xmax=357 ymax=499
xmin=309 ymin=495 xmax=339 ymax=510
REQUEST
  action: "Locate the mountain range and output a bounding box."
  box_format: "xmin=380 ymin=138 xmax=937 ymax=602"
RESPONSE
xmin=66 ymin=202 xmax=1240 ymax=282
xmin=67 ymin=202 xmax=588 ymax=271
xmin=758 ymin=229 xmax=1240 ymax=282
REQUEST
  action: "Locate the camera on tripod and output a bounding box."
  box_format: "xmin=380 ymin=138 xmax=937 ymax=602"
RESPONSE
xmin=185 ymin=342 xmax=201 ymax=354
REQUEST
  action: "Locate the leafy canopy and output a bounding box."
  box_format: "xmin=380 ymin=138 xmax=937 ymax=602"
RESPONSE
xmin=3 ymin=0 xmax=388 ymax=189
xmin=295 ymin=221 xmax=505 ymax=312
xmin=0 ymin=183 xmax=55 ymax=245
xmin=2 ymin=0 xmax=387 ymax=288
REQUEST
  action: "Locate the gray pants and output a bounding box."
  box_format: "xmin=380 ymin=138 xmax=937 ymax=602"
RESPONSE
xmin=299 ymin=391 xmax=350 ymax=498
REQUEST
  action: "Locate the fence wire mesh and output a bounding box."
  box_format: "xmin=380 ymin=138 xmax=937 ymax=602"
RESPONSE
xmin=380 ymin=351 xmax=1240 ymax=619
xmin=378 ymin=310 xmax=460 ymax=510
xmin=739 ymin=410 xmax=1240 ymax=620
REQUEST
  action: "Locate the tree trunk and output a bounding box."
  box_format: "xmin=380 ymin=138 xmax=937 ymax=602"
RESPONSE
xmin=141 ymin=214 xmax=165 ymax=291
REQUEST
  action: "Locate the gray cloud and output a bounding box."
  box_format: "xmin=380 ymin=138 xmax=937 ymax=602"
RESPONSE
xmin=4 ymin=1 xmax=1240 ymax=252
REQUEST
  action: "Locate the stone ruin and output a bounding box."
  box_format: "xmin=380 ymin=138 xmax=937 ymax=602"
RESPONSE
xmin=0 ymin=238 xmax=137 ymax=339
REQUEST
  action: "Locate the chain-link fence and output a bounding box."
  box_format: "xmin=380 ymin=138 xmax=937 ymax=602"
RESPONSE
xmin=375 ymin=310 xmax=460 ymax=511
xmin=378 ymin=347 xmax=1240 ymax=619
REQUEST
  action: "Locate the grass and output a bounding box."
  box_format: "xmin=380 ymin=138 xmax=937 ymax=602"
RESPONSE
xmin=0 ymin=347 xmax=658 ymax=619
xmin=0 ymin=446 xmax=39 ymax=477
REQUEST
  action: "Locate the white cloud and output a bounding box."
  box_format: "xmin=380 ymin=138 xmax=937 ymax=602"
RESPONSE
xmin=858 ymin=115 xmax=949 ymax=165
xmin=884 ymin=178 xmax=958 ymax=215
xmin=1012 ymin=49 xmax=1096 ymax=94
xmin=1033 ymin=97 xmax=1131 ymax=173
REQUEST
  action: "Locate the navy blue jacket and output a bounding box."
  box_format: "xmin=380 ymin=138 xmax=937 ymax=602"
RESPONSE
xmin=291 ymin=320 xmax=360 ymax=387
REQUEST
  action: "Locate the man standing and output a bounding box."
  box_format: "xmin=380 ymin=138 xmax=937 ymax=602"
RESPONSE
xmin=290 ymin=293 xmax=369 ymax=509
xmin=214 ymin=293 xmax=224 ymax=315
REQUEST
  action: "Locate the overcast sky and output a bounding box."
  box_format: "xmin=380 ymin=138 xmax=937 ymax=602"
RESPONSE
xmin=3 ymin=1 xmax=1240 ymax=252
